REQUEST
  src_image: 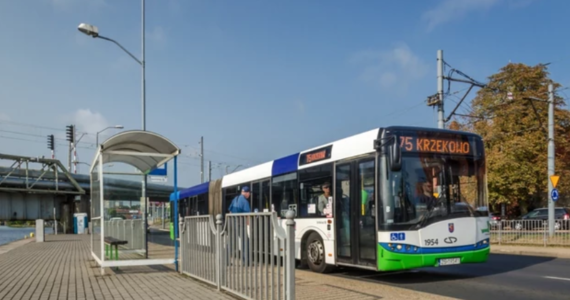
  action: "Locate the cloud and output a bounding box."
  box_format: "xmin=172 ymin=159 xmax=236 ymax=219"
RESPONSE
xmin=350 ymin=43 xmax=428 ymax=94
xmin=421 ymin=0 xmax=500 ymax=31
xmin=296 ymin=100 xmax=305 ymax=114
xmin=148 ymin=26 xmax=167 ymax=45
xmin=47 ymin=0 xmax=107 ymax=11
xmin=70 ymin=109 xmax=114 ymax=143
xmin=0 ymin=113 xmax=10 ymax=122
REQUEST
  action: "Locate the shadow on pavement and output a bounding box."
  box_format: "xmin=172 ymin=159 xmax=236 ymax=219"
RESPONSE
xmin=328 ymin=253 xmax=556 ymax=284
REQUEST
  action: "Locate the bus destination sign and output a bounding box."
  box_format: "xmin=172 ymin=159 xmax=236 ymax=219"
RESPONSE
xmin=299 ymin=145 xmax=333 ymax=166
xmin=399 ymin=135 xmax=474 ymax=155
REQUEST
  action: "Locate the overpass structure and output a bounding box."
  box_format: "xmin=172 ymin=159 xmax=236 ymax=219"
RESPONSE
xmin=0 ymin=153 xmax=179 ymax=225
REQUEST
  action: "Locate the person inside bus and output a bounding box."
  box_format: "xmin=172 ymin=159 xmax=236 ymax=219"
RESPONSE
xmin=317 ymin=182 xmax=331 ymax=216
xmin=416 ymin=176 xmax=437 ymax=210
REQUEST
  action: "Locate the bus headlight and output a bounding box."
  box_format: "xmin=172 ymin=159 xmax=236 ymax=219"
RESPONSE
xmin=396 ymin=244 xmax=402 ymax=250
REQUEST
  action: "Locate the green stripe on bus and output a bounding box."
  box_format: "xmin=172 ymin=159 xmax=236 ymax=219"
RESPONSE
xmin=377 ymin=246 xmax=490 ymax=271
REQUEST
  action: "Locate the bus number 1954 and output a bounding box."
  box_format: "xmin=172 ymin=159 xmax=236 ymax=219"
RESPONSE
xmin=425 ymin=239 xmax=439 ymax=246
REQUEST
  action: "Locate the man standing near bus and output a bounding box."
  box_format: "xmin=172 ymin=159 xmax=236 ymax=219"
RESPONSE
xmin=228 ymin=186 xmax=251 ymax=266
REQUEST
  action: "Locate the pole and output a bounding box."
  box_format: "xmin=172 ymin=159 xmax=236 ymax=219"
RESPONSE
xmin=68 ymin=137 xmax=72 ymax=172
xmin=285 ymin=210 xmax=296 ymax=300
xmin=54 ymin=206 xmax=57 ymax=235
xmin=141 ymin=0 xmax=149 ymax=259
xmin=437 ymin=50 xmax=444 ymax=129
xmin=208 ymin=160 xmax=212 ymax=181
xmin=73 ymin=129 xmax=77 ymax=174
xmin=173 ymin=155 xmax=179 ymax=271
xmin=548 ymin=83 xmax=555 ymax=237
xmin=142 ymin=0 xmax=146 ymax=131
xmin=200 ymin=136 xmax=204 ymax=183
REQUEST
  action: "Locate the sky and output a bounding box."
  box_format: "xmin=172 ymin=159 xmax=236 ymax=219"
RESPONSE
xmin=0 ymin=0 xmax=569 ymax=189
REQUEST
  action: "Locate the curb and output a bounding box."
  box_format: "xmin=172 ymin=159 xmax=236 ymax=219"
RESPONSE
xmin=490 ymin=248 xmax=570 ymax=259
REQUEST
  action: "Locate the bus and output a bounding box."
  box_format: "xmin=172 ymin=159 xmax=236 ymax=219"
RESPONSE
xmin=170 ymin=126 xmax=491 ymax=273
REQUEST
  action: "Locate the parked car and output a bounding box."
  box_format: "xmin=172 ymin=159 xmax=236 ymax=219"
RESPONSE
xmin=512 ymin=207 xmax=570 ymax=230
xmin=489 ymin=213 xmax=501 ymax=227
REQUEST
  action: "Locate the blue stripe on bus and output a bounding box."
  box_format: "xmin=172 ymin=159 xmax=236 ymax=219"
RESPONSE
xmin=178 ymin=182 xmax=210 ymax=199
xmin=379 ymin=238 xmax=490 ymax=254
xmin=272 ymin=153 xmax=299 ymax=176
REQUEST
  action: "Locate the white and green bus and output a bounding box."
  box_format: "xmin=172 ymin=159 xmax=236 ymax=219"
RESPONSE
xmin=171 ymin=126 xmax=491 ymax=273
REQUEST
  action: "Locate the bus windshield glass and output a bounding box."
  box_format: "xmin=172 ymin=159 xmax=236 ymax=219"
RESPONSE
xmin=379 ymin=131 xmax=488 ymax=230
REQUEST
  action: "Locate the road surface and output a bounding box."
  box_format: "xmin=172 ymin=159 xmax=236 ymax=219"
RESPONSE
xmin=329 ymin=253 xmax=570 ymax=299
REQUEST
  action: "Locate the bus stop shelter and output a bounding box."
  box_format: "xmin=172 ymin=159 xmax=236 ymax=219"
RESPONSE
xmin=89 ymin=130 xmax=181 ymax=274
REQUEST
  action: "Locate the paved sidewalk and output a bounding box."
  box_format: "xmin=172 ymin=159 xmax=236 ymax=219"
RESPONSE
xmin=0 ymin=234 xmax=234 ymax=300
xmin=295 ymin=269 xmax=456 ymax=300
xmin=490 ymin=244 xmax=570 ymax=258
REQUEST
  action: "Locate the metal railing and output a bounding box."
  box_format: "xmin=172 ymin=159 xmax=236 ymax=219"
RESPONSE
xmin=490 ymin=219 xmax=570 ymax=247
xmin=180 ymin=210 xmax=296 ymax=300
xmin=104 ymin=219 xmax=145 ymax=250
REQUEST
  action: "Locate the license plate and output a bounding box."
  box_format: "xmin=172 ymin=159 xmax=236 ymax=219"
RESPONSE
xmin=439 ymin=258 xmax=460 ymax=266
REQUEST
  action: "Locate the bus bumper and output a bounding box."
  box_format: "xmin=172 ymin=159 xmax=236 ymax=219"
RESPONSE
xmin=377 ymin=244 xmax=490 ymax=271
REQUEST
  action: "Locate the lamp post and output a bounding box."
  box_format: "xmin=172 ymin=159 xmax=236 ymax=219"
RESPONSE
xmin=96 ymin=125 xmax=124 ymax=148
xmin=77 ymin=18 xmax=145 ymax=131
xmin=523 ymin=83 xmax=555 ymax=237
xmin=78 ymin=0 xmax=149 ymax=258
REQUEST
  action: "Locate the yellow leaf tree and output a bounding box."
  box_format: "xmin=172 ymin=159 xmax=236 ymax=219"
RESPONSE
xmin=454 ymin=63 xmax=570 ymax=216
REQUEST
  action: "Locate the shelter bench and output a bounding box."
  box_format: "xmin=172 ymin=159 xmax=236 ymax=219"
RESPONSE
xmin=104 ymin=236 xmax=128 ymax=267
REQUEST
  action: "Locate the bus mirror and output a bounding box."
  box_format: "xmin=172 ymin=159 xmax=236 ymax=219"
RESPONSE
xmin=389 ymin=138 xmax=402 ymax=171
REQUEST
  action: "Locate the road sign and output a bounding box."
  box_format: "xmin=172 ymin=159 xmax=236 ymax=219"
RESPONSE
xmin=149 ymin=176 xmax=167 ymax=183
xmin=149 ymin=163 xmax=167 ymax=176
xmin=551 ymin=188 xmax=559 ymax=202
xmin=550 ymin=175 xmax=560 ymax=188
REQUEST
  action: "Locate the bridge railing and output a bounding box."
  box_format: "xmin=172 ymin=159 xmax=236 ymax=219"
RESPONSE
xmin=490 ymin=219 xmax=570 ymax=247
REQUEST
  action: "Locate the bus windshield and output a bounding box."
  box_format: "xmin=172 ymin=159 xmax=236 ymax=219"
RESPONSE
xmin=378 ymin=132 xmax=488 ymax=231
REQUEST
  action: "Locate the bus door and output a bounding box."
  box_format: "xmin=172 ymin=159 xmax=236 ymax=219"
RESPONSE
xmin=251 ymin=180 xmax=272 ymax=258
xmin=335 ymin=157 xmax=376 ymax=268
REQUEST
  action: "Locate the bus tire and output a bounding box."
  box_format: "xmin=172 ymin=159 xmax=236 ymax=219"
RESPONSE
xmin=306 ymin=232 xmax=333 ymax=273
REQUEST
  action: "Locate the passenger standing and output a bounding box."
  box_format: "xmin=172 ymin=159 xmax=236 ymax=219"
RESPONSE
xmin=227 ymin=186 xmax=252 ymax=266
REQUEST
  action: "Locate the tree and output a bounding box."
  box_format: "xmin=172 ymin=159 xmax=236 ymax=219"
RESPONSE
xmin=454 ymin=63 xmax=570 ymax=215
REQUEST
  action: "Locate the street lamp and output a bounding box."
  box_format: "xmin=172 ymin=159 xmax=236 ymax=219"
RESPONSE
xmin=78 ymin=1 xmax=149 ymax=258
xmin=96 ymin=125 xmax=124 ymax=148
xmin=522 ymin=83 xmax=555 ymax=237
xmin=77 ymin=20 xmax=145 ymax=131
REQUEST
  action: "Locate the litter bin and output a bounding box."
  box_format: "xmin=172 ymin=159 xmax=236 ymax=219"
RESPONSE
xmin=73 ymin=213 xmax=88 ymax=234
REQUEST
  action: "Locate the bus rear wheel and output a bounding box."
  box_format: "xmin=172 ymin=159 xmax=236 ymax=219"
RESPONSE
xmin=306 ymin=232 xmax=333 ymax=273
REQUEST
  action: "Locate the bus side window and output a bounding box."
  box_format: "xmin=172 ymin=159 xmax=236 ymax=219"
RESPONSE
xmin=272 ymin=172 xmax=298 ymax=218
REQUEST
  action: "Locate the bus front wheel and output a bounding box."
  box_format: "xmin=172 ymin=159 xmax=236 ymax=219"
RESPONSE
xmin=306 ymin=232 xmax=333 ymax=273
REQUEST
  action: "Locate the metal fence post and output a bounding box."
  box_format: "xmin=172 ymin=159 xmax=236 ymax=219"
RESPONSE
xmin=215 ymin=214 xmax=222 ymax=291
xmin=498 ymin=221 xmax=502 ymax=245
xmin=542 ymin=224 xmax=548 ymax=247
xmin=179 ymin=218 xmax=184 ymax=274
xmin=285 ymin=209 xmax=296 ymax=300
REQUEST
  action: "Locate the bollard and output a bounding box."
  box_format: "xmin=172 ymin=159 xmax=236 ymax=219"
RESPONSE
xmin=35 ymin=219 xmax=45 ymax=242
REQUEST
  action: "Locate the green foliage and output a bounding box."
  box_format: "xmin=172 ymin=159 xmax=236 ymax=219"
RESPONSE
xmin=454 ymin=63 xmax=570 ymax=215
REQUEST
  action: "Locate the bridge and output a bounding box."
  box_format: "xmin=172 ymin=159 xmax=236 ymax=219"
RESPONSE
xmin=0 ymin=153 xmax=180 ymax=229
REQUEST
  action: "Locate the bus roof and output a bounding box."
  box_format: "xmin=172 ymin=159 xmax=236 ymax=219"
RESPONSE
xmin=174 ymin=125 xmax=481 ymax=198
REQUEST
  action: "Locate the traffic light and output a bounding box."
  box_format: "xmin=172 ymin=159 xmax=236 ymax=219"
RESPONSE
xmin=47 ymin=134 xmax=54 ymax=150
xmin=65 ymin=125 xmax=74 ymax=142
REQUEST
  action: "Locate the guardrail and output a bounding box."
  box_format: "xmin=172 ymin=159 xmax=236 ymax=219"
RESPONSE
xmin=104 ymin=219 xmax=145 ymax=250
xmin=490 ymin=219 xmax=570 ymax=247
xmin=180 ymin=210 xmax=296 ymax=300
